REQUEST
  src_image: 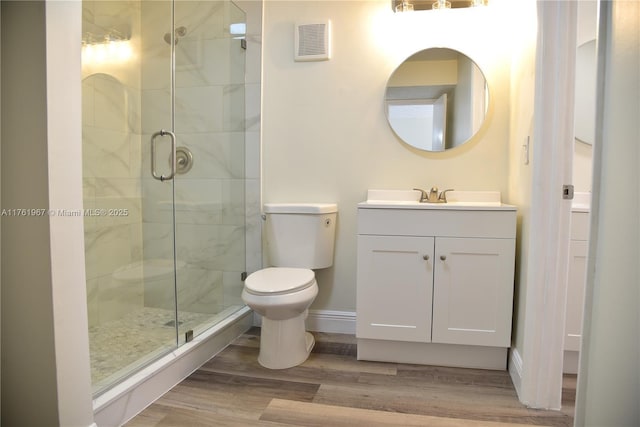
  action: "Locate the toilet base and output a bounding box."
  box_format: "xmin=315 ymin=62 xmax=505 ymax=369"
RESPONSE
xmin=258 ymin=313 xmax=315 ymax=369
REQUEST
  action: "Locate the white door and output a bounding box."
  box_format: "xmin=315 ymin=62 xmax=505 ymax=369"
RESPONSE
xmin=432 ymin=93 xmax=447 ymax=151
xmin=432 ymin=237 xmax=515 ymax=347
xmin=356 ymin=235 xmax=434 ymax=343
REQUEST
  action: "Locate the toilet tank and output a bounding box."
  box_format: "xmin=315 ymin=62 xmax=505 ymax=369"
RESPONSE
xmin=264 ymin=203 xmax=338 ymax=269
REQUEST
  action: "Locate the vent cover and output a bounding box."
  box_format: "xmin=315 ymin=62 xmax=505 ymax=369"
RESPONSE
xmin=294 ymin=21 xmax=331 ymax=62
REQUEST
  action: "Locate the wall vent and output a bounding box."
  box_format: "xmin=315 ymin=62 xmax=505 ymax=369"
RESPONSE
xmin=294 ymin=21 xmax=331 ymax=62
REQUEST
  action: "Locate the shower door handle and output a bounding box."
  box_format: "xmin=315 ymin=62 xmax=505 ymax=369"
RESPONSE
xmin=151 ymin=129 xmax=177 ymax=181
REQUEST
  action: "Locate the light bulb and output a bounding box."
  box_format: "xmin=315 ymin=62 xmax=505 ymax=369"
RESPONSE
xmin=432 ymin=0 xmax=451 ymax=9
xmin=395 ymin=0 xmax=414 ymax=12
xmin=94 ymin=44 xmax=107 ymax=63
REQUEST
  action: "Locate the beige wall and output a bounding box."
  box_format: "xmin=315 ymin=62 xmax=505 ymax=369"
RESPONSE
xmin=2 ymin=3 xmax=60 ymax=423
xmin=262 ymin=0 xmax=520 ymax=311
xmin=507 ymin=0 xmax=537 ymax=355
xmin=1 ymin=1 xmax=93 ymax=425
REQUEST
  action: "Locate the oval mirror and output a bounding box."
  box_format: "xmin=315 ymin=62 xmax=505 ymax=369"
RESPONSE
xmin=574 ymin=39 xmax=596 ymax=145
xmin=384 ymin=48 xmax=489 ymax=152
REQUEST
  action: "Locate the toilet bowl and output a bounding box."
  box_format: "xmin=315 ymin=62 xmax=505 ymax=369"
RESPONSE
xmin=241 ymin=203 xmax=337 ymax=369
xmin=242 ymin=267 xmax=318 ymax=369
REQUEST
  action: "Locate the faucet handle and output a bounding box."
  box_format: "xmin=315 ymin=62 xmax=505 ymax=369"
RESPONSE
xmin=413 ymin=188 xmax=429 ymax=203
xmin=438 ymin=189 xmax=454 ymax=203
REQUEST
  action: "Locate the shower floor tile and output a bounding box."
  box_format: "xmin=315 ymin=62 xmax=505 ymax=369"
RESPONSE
xmin=89 ymin=307 xmax=211 ymax=393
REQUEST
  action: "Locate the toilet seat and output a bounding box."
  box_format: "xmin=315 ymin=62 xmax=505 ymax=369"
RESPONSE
xmin=244 ymin=267 xmax=315 ymax=296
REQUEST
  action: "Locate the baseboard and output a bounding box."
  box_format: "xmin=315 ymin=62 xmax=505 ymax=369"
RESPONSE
xmin=563 ymin=350 xmax=580 ymax=374
xmin=358 ymin=338 xmax=507 ymax=370
xmin=306 ymin=309 xmax=356 ymax=334
xmin=509 ymin=347 xmax=524 ymax=398
xmin=251 ymin=309 xmax=357 ymax=335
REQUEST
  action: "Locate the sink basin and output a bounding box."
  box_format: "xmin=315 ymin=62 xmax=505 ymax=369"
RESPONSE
xmin=360 ymin=189 xmax=515 ymax=210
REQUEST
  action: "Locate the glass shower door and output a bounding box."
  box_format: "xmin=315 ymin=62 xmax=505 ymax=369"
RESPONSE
xmin=172 ymin=1 xmax=247 ymax=341
xmin=83 ymin=0 xmax=247 ymax=396
xmin=82 ymin=0 xmax=178 ymax=395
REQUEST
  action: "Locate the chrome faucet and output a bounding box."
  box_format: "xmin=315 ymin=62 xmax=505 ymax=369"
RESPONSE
xmin=413 ymin=187 xmax=454 ymax=203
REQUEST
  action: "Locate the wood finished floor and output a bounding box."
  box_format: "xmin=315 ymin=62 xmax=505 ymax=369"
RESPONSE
xmin=127 ymin=328 xmax=575 ymax=427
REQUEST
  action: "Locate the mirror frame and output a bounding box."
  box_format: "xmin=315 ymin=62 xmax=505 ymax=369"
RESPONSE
xmin=384 ymin=47 xmax=489 ymax=152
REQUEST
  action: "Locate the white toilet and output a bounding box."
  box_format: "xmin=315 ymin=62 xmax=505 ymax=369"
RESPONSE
xmin=242 ymin=203 xmax=338 ymax=369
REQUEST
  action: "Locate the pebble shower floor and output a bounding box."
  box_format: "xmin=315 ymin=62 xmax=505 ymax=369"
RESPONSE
xmin=88 ymin=307 xmax=211 ymax=392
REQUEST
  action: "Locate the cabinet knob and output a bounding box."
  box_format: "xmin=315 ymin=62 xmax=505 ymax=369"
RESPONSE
xmin=440 ymin=255 xmax=447 ymax=261
xmin=423 ymin=254 xmax=430 ymax=260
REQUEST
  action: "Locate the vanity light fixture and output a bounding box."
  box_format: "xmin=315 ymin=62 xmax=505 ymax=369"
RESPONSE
xmin=82 ymin=31 xmax=132 ymax=65
xmin=391 ymin=0 xmax=487 ymax=12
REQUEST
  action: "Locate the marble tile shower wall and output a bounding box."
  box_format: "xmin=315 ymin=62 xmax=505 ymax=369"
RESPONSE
xmin=83 ymin=0 xmax=144 ymax=328
xmin=140 ymin=0 xmax=259 ymax=314
xmin=83 ymin=0 xmax=262 ymax=327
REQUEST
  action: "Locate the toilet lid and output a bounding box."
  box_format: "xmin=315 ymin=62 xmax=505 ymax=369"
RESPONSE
xmin=244 ymin=267 xmax=315 ymax=295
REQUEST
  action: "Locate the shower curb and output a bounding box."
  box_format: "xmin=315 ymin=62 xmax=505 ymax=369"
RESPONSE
xmin=92 ymin=307 xmax=252 ymax=426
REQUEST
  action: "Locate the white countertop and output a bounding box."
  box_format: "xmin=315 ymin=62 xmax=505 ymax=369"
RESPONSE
xmin=571 ymin=192 xmax=591 ymax=213
xmin=359 ymin=190 xmax=516 ymax=211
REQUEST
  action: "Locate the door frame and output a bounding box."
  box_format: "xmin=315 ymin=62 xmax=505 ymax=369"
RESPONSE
xmin=514 ymin=0 xmax=578 ymax=410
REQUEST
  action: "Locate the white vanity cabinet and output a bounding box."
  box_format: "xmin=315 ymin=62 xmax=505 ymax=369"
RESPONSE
xmin=565 ymin=211 xmax=589 ymax=352
xmin=563 ymin=203 xmax=590 ymax=373
xmin=356 ymin=200 xmax=517 ymax=370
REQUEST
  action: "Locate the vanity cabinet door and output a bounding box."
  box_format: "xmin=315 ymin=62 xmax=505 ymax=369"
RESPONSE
xmin=432 ymin=237 xmax=515 ymax=347
xmin=356 ymin=235 xmax=434 ymax=343
xmin=565 ymin=240 xmax=587 ymax=351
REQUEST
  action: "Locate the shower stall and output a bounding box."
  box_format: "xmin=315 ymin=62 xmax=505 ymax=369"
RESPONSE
xmin=81 ymin=0 xmax=251 ymax=395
